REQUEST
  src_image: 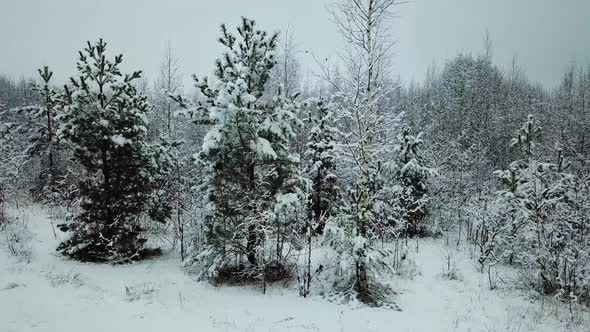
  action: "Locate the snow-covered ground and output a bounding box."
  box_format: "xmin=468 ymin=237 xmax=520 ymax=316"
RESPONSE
xmin=1 ymin=206 xmax=588 ymax=332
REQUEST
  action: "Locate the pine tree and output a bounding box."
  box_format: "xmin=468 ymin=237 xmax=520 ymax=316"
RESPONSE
xmin=494 ymin=115 xmax=590 ymax=299
xmin=322 ymin=188 xmax=397 ymax=308
xmin=56 ymin=39 xmax=173 ymax=263
xmin=304 ymin=98 xmax=339 ymax=234
xmin=492 ymin=115 xmax=538 ymax=268
xmin=260 ymin=89 xmax=304 ymax=285
xmin=178 ymin=18 xmax=302 ymax=283
xmin=4 ymin=67 xmax=71 ymax=202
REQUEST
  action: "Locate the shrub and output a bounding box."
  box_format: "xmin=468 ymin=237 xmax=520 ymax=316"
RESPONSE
xmin=3 ymin=216 xmax=34 ymax=263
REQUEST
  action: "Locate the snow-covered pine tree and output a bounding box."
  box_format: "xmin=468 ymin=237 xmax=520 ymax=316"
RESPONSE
xmin=177 ymin=18 xmax=302 ymax=283
xmin=493 ymin=115 xmax=590 ymax=300
xmin=261 ymin=90 xmax=304 ymax=285
xmin=56 ymin=39 xmax=174 ymax=263
xmin=304 ymin=98 xmax=339 ymax=234
xmin=5 ymin=67 xmax=70 ymax=202
xmin=492 ymin=115 xmax=543 ymax=269
xmin=492 ymin=116 xmax=538 ymax=248
xmin=396 ymin=126 xmax=432 ymax=236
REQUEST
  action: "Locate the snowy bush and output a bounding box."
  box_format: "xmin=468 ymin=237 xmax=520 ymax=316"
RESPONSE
xmin=2 ymin=216 xmax=34 ymax=263
xmin=440 ymin=248 xmax=462 ymax=281
xmin=395 ymin=255 xmax=421 ymax=280
xmin=124 ymin=283 xmax=157 ymax=302
xmin=45 ymin=271 xmax=84 ymax=288
xmin=1 ymin=282 xmax=22 ymax=291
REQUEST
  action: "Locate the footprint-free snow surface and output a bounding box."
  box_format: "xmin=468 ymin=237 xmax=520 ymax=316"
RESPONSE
xmin=1 ymin=207 xmax=588 ymax=332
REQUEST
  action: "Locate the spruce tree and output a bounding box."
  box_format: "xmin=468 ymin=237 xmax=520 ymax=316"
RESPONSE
xmin=56 ymin=39 xmax=173 ymax=263
xmin=396 ymin=126 xmax=431 ymax=236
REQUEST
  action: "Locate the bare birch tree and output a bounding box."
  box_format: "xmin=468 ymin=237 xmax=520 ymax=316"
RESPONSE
xmin=321 ymin=0 xmax=402 ymax=307
xmin=153 ymin=42 xmax=183 ymax=139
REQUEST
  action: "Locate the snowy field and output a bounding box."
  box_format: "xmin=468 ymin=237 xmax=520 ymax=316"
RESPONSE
xmin=1 ymin=206 xmax=588 ymax=332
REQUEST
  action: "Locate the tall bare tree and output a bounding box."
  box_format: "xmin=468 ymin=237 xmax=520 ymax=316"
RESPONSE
xmin=321 ymin=0 xmax=401 ymax=306
xmin=271 ymin=29 xmax=301 ymax=98
xmin=153 ymin=42 xmax=183 ymax=140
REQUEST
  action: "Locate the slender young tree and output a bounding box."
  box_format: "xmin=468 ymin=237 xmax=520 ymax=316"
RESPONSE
xmin=153 ymin=42 xmax=183 ymax=139
xmin=5 ymin=67 xmax=69 ymax=201
xmin=320 ymin=0 xmax=400 ymax=306
xmin=269 ymin=29 xmax=301 ymax=98
xmin=149 ymin=43 xmax=192 ymax=260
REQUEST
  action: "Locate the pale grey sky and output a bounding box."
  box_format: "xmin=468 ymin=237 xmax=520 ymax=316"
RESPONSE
xmin=1 ymin=0 xmax=589 ymax=89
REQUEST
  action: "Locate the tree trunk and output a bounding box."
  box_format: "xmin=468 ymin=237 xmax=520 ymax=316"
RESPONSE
xmin=246 ymin=160 xmax=258 ymax=266
xmin=246 ymin=224 xmax=257 ymax=266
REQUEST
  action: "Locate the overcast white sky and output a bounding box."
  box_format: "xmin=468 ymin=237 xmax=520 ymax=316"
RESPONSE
xmin=1 ymin=0 xmax=589 ymax=89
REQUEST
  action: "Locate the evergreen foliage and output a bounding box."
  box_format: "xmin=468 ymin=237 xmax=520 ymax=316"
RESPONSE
xmin=56 ymin=39 xmax=173 ymax=263
xmin=395 ymin=126 xmax=432 ymax=236
xmin=179 ymin=18 xmax=303 ymax=283
xmin=304 ymin=98 xmax=339 ymax=234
